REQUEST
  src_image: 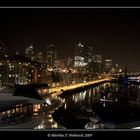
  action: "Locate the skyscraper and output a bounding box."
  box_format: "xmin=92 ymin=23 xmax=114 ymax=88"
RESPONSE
xmin=25 ymin=44 xmax=34 ymax=60
xmin=93 ymin=55 xmax=102 ymax=63
xmin=74 ymin=42 xmax=84 ymax=57
xmin=0 ymin=41 xmax=7 ymax=57
xmin=85 ymin=46 xmax=94 ymax=63
xmin=36 ymin=52 xmax=43 ymax=63
xmin=74 ymin=42 xmax=87 ymax=67
xmin=105 ymin=59 xmax=113 ymax=73
xmin=46 ymin=44 xmax=57 ymax=67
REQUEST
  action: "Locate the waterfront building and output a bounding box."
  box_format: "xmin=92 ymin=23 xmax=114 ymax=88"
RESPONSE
xmin=0 ymin=84 xmax=48 ymax=128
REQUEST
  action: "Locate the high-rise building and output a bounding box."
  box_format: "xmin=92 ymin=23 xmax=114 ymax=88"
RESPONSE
xmin=105 ymin=59 xmax=112 ymax=73
xmin=75 ymin=42 xmax=85 ymax=56
xmin=67 ymin=57 xmax=73 ymax=68
xmin=93 ymin=55 xmax=102 ymax=63
xmin=25 ymin=44 xmax=34 ymax=60
xmin=46 ymin=44 xmax=57 ymax=67
xmin=0 ymin=42 xmax=8 ymax=86
xmin=36 ymin=52 xmax=43 ymax=63
xmin=84 ymin=46 xmax=94 ymax=63
xmin=7 ymin=54 xmax=32 ymax=85
xmin=88 ymin=54 xmax=103 ymax=73
xmin=0 ymin=56 xmax=8 ymax=86
xmin=32 ymin=62 xmax=47 ymax=84
xmin=74 ymin=42 xmax=87 ymax=67
xmin=0 ymin=41 xmax=7 ymax=57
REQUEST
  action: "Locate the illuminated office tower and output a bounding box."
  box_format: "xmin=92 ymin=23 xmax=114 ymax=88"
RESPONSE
xmin=93 ymin=55 xmax=102 ymax=63
xmin=0 ymin=41 xmax=7 ymax=57
xmin=92 ymin=55 xmax=103 ymax=73
xmin=74 ymin=42 xmax=87 ymax=67
xmin=25 ymin=44 xmax=34 ymax=60
xmin=105 ymin=59 xmax=112 ymax=73
xmin=46 ymin=44 xmax=57 ymax=67
xmin=36 ymin=52 xmax=43 ymax=63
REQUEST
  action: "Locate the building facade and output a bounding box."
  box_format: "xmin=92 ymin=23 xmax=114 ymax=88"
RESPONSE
xmin=104 ymin=59 xmax=113 ymax=73
xmin=46 ymin=44 xmax=57 ymax=67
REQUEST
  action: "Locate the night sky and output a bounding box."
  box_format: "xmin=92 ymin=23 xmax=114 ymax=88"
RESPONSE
xmin=0 ymin=8 xmax=140 ymax=71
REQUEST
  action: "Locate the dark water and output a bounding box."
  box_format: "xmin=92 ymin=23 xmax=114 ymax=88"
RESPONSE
xmin=52 ymin=82 xmax=140 ymax=129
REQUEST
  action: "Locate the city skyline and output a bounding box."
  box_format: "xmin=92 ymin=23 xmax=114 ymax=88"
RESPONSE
xmin=0 ymin=8 xmax=140 ymax=71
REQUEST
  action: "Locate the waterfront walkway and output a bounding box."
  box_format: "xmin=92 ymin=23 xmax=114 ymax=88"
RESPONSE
xmin=49 ymin=77 xmax=113 ymax=97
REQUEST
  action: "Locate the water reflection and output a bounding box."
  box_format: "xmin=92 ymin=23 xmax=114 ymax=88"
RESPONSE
xmin=53 ymin=82 xmax=140 ymax=129
xmin=64 ymin=103 xmax=67 ymax=110
xmin=72 ymin=91 xmax=87 ymax=103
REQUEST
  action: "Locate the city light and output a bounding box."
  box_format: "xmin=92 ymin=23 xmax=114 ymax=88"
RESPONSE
xmin=0 ymin=8 xmax=140 ymax=131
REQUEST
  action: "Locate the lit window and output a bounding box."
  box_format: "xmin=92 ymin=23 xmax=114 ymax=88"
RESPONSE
xmin=0 ymin=74 xmax=1 ymax=77
xmin=37 ymin=90 xmax=41 ymax=94
xmin=9 ymin=74 xmax=11 ymax=77
xmin=7 ymin=110 xmax=10 ymax=115
xmin=19 ymin=62 xmax=21 ymax=65
xmin=12 ymin=109 xmax=15 ymax=114
xmin=33 ymin=104 xmax=40 ymax=112
xmin=2 ymin=112 xmax=6 ymax=115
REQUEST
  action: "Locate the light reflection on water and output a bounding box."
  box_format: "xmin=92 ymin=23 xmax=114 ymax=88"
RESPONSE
xmin=53 ymin=82 xmax=140 ymax=129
